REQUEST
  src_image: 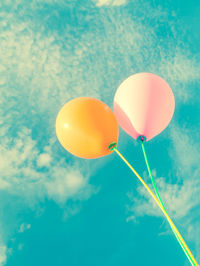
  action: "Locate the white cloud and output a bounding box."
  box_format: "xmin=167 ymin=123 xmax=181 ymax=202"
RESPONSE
xmin=158 ymin=52 xmax=200 ymax=103
xmin=45 ymin=167 xmax=88 ymax=203
xmin=127 ymin=176 xmax=199 ymax=220
xmin=127 ymin=124 xmax=200 ymax=261
xmin=18 ymin=223 xmax=31 ymax=233
xmin=0 ymin=180 xmax=10 ymax=190
xmin=0 ymin=127 xmax=93 ymax=205
xmin=0 ymin=6 xmax=99 ymax=261
xmin=37 ymin=153 xmax=51 ymax=168
xmin=96 ymin=0 xmax=127 ymax=6
xmin=0 ymin=125 xmax=94 ymax=263
xmin=0 ymin=246 xmax=7 ymax=266
xmin=1 ymin=0 xmax=200 ymax=263
xmin=170 ymin=125 xmax=200 ymax=174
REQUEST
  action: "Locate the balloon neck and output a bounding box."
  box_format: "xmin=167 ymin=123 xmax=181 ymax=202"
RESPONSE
xmin=137 ymin=135 xmax=147 ymax=143
xmin=108 ymin=142 xmax=117 ymax=151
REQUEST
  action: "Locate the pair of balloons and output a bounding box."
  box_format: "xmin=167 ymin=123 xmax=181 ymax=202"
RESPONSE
xmin=56 ymin=73 xmax=175 ymax=158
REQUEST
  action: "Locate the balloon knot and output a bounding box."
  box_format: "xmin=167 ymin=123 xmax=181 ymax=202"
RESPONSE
xmin=108 ymin=142 xmax=117 ymax=151
xmin=137 ymin=135 xmax=147 ymax=143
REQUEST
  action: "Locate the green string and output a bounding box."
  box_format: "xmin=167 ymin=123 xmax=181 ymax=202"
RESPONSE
xmin=140 ymin=141 xmax=195 ymax=266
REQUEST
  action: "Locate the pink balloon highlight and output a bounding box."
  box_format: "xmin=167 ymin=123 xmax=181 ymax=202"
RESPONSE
xmin=113 ymin=73 xmax=175 ymax=141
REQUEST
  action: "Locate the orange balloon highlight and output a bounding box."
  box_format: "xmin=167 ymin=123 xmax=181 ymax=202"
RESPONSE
xmin=56 ymin=97 xmax=119 ymax=159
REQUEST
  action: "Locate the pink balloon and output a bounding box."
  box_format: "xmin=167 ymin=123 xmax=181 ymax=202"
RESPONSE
xmin=113 ymin=73 xmax=175 ymax=141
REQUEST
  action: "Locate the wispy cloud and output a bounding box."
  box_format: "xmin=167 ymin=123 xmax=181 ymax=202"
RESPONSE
xmin=127 ymin=124 xmax=200 ymax=259
xmin=0 ymin=3 xmax=101 ymax=261
xmin=1 ymin=0 xmax=200 ymax=263
xmin=18 ymin=223 xmax=31 ymax=233
xmin=0 ymin=126 xmax=94 ymax=263
xmin=127 ymin=174 xmax=199 ymax=219
xmin=45 ymin=166 xmax=92 ymax=204
xmin=96 ymin=0 xmax=127 ymax=6
xmin=158 ymin=51 xmax=200 ymax=103
xmin=0 ymin=246 xmax=7 ymax=266
xmin=0 ymin=127 xmax=93 ymax=204
xmin=37 ymin=153 xmax=52 ymax=168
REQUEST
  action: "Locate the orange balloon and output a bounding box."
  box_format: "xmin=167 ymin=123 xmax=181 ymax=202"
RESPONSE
xmin=55 ymin=97 xmax=119 ymax=159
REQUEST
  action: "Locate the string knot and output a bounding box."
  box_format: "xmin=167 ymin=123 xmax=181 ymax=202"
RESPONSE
xmin=137 ymin=135 xmax=147 ymax=143
xmin=108 ymin=142 xmax=117 ymax=151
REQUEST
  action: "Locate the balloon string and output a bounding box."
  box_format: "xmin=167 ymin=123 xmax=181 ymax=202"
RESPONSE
xmin=141 ymin=142 xmax=195 ymax=266
xmin=113 ymin=148 xmax=198 ymax=266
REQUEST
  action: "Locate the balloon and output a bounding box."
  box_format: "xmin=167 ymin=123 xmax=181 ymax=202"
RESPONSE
xmin=56 ymin=97 xmax=119 ymax=159
xmin=114 ymin=73 xmax=175 ymax=141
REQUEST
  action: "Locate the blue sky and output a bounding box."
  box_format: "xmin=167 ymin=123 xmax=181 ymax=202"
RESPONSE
xmin=0 ymin=0 xmax=200 ymax=265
